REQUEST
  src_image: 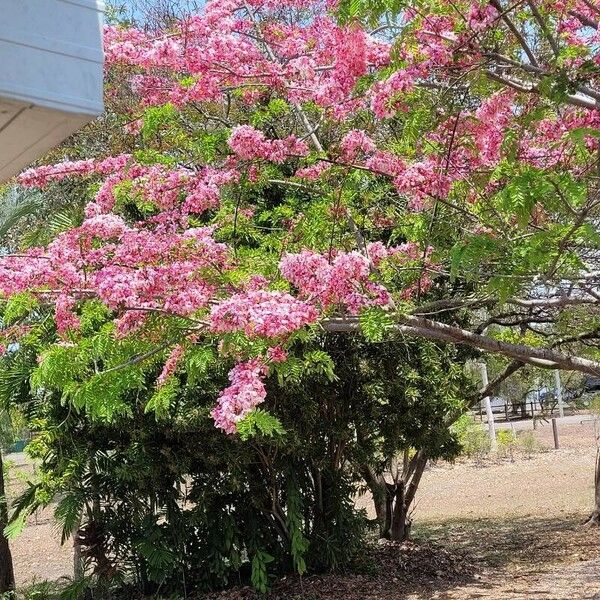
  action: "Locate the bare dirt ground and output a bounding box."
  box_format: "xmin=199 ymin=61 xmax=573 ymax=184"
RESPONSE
xmin=375 ymin=417 xmax=599 ymax=523
xmin=6 ymin=416 xmax=600 ymax=598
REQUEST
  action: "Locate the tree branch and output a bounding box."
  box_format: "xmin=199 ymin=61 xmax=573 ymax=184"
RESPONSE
xmin=490 ymin=0 xmax=539 ymax=66
xmin=322 ymin=315 xmax=600 ymax=375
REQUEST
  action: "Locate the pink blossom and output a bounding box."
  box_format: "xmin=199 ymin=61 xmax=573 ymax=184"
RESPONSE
xmin=157 ymin=344 xmax=185 ymax=387
xmin=210 ymin=291 xmax=319 ymax=338
xmin=228 ymin=125 xmax=309 ymax=163
xmin=211 ymin=359 xmax=268 ymax=434
xmin=55 ymin=295 xmax=80 ymax=336
xmin=267 ymin=346 xmax=288 ymax=363
xmin=295 ymin=161 xmax=332 ymax=180
xmin=339 ymin=130 xmax=377 ymax=161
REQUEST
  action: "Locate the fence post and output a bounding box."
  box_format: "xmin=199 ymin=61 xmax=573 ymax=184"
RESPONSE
xmin=554 ymin=370 xmax=565 ymax=418
xmin=552 ymin=417 xmax=560 ymax=449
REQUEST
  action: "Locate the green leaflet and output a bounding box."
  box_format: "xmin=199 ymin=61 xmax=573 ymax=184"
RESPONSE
xmin=359 ymin=306 xmax=394 ymax=342
xmin=236 ymin=408 xmax=285 ymax=441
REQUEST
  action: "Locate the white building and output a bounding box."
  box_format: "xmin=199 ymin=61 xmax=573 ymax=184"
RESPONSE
xmin=0 ymin=0 xmax=105 ymax=183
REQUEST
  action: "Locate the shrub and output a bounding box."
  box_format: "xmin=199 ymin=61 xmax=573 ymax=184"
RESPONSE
xmin=496 ymin=429 xmax=517 ymax=461
xmin=451 ymin=415 xmax=491 ymax=460
xmin=517 ymin=431 xmax=543 ymax=458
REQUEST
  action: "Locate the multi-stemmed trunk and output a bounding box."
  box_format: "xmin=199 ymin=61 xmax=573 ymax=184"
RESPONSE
xmin=363 ymin=450 xmax=428 ymax=542
xmin=0 ymin=447 xmax=15 ymax=593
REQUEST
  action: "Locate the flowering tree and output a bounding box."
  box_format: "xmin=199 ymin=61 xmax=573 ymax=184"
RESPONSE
xmin=3 ymin=0 xmax=600 ymax=442
xmin=2 ymin=0 xmax=600 ymax=591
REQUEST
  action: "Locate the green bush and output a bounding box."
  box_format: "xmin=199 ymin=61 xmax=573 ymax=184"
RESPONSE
xmin=2 ymin=333 xmax=472 ymax=597
xmin=517 ymin=431 xmax=543 ymax=458
xmin=496 ymin=429 xmax=517 ymax=460
xmin=451 ymin=414 xmax=491 ymax=459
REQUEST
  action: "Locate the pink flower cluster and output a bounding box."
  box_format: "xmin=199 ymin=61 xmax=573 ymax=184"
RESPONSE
xmin=467 ymin=3 xmax=499 ymax=31
xmin=55 ymin=295 xmax=80 ymax=336
xmin=18 ymin=155 xmax=132 ymax=188
xmin=210 ymin=290 xmax=319 ymax=338
xmin=0 ymin=216 xmax=229 ymax=336
xmin=211 ymin=358 xmax=268 ymax=434
xmin=295 ymin=161 xmax=332 ymax=180
xmin=157 ymin=344 xmax=185 ymax=387
xmin=370 ymin=69 xmax=417 ymax=119
xmin=103 ymin=1 xmax=391 ymax=118
xmin=267 ymin=345 xmax=288 ymax=363
xmin=279 ymin=250 xmax=391 ymax=313
xmin=393 ymin=159 xmax=451 ymax=211
xmin=228 ymin=125 xmax=309 ymax=163
xmin=339 ymin=130 xmax=377 ymax=161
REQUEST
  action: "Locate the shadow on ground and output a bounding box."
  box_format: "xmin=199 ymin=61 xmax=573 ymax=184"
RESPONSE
xmin=415 ymin=513 xmax=598 ymax=569
xmin=197 ymin=514 xmax=600 ymax=599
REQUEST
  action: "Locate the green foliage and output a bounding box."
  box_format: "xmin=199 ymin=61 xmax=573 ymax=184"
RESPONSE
xmin=145 ymin=377 xmax=179 ymax=420
xmin=336 ymin=0 xmax=406 ymax=25
xmin=359 ymin=306 xmax=394 ymax=342
xmin=236 ymin=408 xmax=285 ymax=441
xmin=185 ymin=345 xmax=216 ymax=384
xmin=251 ymin=550 xmax=274 ymax=594
xmin=518 ymin=431 xmax=543 ymax=458
xmin=0 ymin=407 xmax=28 ymax=450
xmin=496 ymin=429 xmax=517 ymax=460
xmin=3 ymin=512 xmax=26 ymax=540
xmin=451 ymin=414 xmax=491 ymax=459
xmin=272 ymin=349 xmax=336 ymax=385
xmin=3 ymin=292 xmax=39 ymax=325
xmin=2 ymin=324 xmax=472 ymax=596
xmin=0 ymin=195 xmax=40 ymax=242
xmin=31 ymin=344 xmax=87 ymax=390
xmin=302 ymin=350 xmax=336 ymax=380
xmin=286 ymin=477 xmax=309 ymax=576
xmin=141 ymin=103 xmax=179 ymax=138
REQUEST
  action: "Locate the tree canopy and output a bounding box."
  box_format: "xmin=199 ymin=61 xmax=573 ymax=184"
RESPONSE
xmin=1 ymin=0 xmax=600 ymax=440
xmin=4 ymin=0 xmax=600 ymax=592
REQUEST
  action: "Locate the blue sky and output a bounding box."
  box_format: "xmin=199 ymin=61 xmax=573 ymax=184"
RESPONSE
xmin=108 ymin=0 xmax=205 ymax=23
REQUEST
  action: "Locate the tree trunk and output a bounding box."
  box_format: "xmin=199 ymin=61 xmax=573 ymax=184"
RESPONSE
xmin=585 ymin=448 xmax=600 ymax=526
xmin=0 ymin=447 xmax=16 ymax=593
xmin=360 ymin=467 xmax=390 ymax=538
xmin=362 ymin=451 xmax=429 ymax=542
xmin=389 ymin=481 xmax=407 ymax=541
xmin=388 ymin=451 xmax=428 ymax=542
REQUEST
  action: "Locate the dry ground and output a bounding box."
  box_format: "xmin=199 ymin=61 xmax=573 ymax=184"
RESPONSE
xmin=357 ymin=416 xmax=599 ymax=522
xmin=6 ymin=416 xmax=600 ymax=598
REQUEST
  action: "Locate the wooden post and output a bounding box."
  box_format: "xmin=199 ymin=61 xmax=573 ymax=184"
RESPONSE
xmin=554 ymin=370 xmax=565 ymax=418
xmin=552 ymin=418 xmax=560 ymax=450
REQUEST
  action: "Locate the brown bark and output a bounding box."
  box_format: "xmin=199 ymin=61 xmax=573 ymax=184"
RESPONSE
xmin=322 ymin=315 xmax=600 ymax=376
xmin=389 ymin=481 xmax=407 ymax=541
xmin=362 ymin=451 xmax=429 ymax=542
xmin=585 ymin=449 xmax=600 ymax=527
xmin=360 ymin=465 xmax=389 ymax=537
xmin=0 ymin=447 xmax=15 ymax=593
